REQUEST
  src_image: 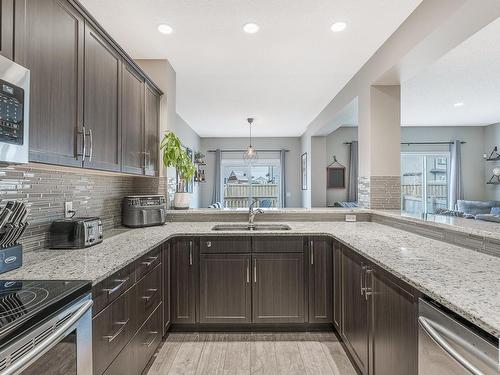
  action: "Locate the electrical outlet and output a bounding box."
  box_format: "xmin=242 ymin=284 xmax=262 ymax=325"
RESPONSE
xmin=345 ymin=214 xmax=357 ymax=222
xmin=65 ymin=202 xmax=73 ymax=218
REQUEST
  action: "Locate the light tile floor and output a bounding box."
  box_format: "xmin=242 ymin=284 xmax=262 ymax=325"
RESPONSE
xmin=147 ymin=331 xmax=357 ymax=375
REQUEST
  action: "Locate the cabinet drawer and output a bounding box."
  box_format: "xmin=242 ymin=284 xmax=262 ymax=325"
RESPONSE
xmin=135 ymin=263 xmax=162 ymax=328
xmin=200 ymin=236 xmax=251 ymax=253
xmin=93 ymin=262 xmax=135 ymax=316
xmin=136 ymin=246 xmax=161 ymax=281
xmin=93 ymin=285 xmax=135 ymax=375
xmin=129 ymin=304 xmax=163 ymax=375
xmin=253 ymin=237 xmax=303 ymax=253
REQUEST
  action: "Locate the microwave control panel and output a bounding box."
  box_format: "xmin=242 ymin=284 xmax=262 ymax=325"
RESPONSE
xmin=0 ymin=79 xmax=24 ymax=145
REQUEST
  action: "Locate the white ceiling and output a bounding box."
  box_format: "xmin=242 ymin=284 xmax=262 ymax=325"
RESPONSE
xmin=80 ymin=0 xmax=421 ymax=137
xmin=401 ymin=16 xmax=500 ymax=127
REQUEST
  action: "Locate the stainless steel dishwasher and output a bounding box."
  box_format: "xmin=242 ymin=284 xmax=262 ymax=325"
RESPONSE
xmin=418 ymin=299 xmax=499 ymax=375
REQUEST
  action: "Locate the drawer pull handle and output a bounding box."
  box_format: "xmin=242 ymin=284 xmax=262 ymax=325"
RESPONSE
xmin=141 ymin=288 xmax=158 ymax=302
xmin=103 ymin=278 xmax=128 ymax=295
xmin=103 ymin=319 xmax=129 ymax=342
xmin=141 ymin=256 xmax=158 ymax=267
xmin=189 ymin=241 xmax=193 ymax=266
xmin=144 ymin=331 xmax=159 ymax=348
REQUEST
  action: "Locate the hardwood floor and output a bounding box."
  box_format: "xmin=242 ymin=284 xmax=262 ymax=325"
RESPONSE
xmin=147 ymin=332 xmax=357 ymax=375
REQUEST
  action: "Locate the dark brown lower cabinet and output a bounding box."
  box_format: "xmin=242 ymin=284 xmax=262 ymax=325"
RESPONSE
xmin=163 ymin=241 xmax=171 ymax=334
xmin=333 ymin=241 xmax=342 ymax=332
xmin=342 ymin=247 xmax=369 ymax=375
xmin=93 ymin=285 xmax=135 ymax=375
xmin=308 ymin=237 xmax=332 ymax=323
xmin=369 ymin=269 xmax=418 ymax=375
xmin=171 ymin=238 xmax=197 ymax=324
xmin=252 ymin=252 xmax=305 ymax=323
xmin=199 ymin=253 xmax=251 ymax=323
xmin=103 ymin=304 xmax=162 ymax=375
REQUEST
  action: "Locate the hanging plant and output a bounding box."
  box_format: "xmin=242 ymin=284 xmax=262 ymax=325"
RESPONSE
xmin=160 ymin=131 xmax=196 ymax=182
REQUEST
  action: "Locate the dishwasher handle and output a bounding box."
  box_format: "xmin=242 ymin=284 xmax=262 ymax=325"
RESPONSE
xmin=418 ymin=316 xmax=484 ymax=375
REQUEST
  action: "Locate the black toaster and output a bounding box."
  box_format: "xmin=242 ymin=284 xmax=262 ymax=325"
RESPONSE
xmin=49 ymin=217 xmax=103 ymax=249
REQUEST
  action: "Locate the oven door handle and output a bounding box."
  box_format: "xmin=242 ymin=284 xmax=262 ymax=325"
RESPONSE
xmin=3 ymin=299 xmax=93 ymax=375
xmin=418 ymin=316 xmax=483 ymax=375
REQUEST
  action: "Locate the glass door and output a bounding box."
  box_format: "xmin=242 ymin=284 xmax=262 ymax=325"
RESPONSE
xmin=401 ymin=153 xmax=449 ymax=214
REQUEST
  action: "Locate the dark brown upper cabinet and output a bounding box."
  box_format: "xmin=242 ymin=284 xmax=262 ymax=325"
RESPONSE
xmin=15 ymin=0 xmax=84 ymax=167
xmin=144 ymin=83 xmax=159 ymax=176
xmin=308 ymin=237 xmax=333 ymax=324
xmin=0 ymin=0 xmax=14 ymax=59
xmin=121 ymin=63 xmax=144 ymax=174
xmin=252 ymin=252 xmax=305 ymax=324
xmin=199 ymin=253 xmax=252 ymax=324
xmin=342 ymin=247 xmax=370 ymax=375
xmin=170 ymin=238 xmax=197 ymax=324
xmin=83 ymin=23 xmax=121 ymax=172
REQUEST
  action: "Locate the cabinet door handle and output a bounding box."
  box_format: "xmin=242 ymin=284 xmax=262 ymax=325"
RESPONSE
xmin=360 ymin=265 xmax=367 ymax=296
xmin=189 ymin=241 xmax=193 ymax=266
xmin=364 ymin=268 xmax=373 ymax=300
xmin=87 ymin=128 xmax=93 ymax=161
xmin=103 ymin=278 xmax=128 ymax=295
xmin=246 ymin=258 xmax=250 ymax=283
xmin=206 ymin=241 xmax=212 ymax=248
xmin=103 ymin=319 xmax=129 ymax=342
xmin=310 ymin=240 xmax=314 ymax=265
xmin=141 ymin=256 xmax=158 ymax=267
xmin=78 ymin=126 xmax=86 ymax=162
xmin=253 ymin=258 xmax=257 ymax=283
xmin=141 ymin=288 xmax=158 ymax=302
xmin=143 ymin=331 xmax=159 ymax=347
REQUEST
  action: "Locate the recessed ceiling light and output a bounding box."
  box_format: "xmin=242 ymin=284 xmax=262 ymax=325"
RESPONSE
xmin=158 ymin=24 xmax=173 ymax=35
xmin=454 ymin=102 xmax=464 ymax=108
xmin=330 ymin=22 xmax=347 ymax=32
xmin=243 ymin=23 xmax=259 ymax=34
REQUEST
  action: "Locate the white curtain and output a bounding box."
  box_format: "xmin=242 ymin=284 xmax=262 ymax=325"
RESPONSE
xmin=280 ymin=150 xmax=287 ymax=207
xmin=347 ymin=141 xmax=358 ymax=202
xmin=211 ymin=149 xmax=222 ymax=205
xmin=449 ymin=140 xmax=463 ymax=210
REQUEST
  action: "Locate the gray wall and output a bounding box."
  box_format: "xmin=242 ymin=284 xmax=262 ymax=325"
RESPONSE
xmin=136 ymin=59 xmax=201 ymax=208
xmin=484 ymin=123 xmax=500 ymax=200
xmin=325 ymin=127 xmax=358 ymax=205
xmin=199 ymin=137 xmax=302 ymax=208
xmin=324 ymin=125 xmax=494 ymax=206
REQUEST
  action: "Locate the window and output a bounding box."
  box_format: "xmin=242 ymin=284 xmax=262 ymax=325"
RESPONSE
xmin=401 ymin=153 xmax=449 ymax=214
xmin=221 ymin=158 xmax=281 ymax=208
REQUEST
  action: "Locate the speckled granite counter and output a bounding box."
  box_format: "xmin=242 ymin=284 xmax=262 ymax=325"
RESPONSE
xmin=1 ymin=221 xmax=499 ymax=338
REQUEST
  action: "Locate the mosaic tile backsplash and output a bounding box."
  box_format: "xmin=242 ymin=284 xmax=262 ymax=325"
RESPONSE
xmin=0 ymin=165 xmax=165 ymax=252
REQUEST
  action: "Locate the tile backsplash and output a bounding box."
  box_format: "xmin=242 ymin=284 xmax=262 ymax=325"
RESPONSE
xmin=0 ymin=165 xmax=165 ymax=252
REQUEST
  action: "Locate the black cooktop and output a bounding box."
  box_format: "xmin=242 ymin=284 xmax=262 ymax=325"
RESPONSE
xmin=0 ymin=280 xmax=91 ymax=344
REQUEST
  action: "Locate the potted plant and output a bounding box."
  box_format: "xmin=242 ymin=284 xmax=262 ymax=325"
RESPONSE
xmin=160 ymin=131 xmax=196 ymax=209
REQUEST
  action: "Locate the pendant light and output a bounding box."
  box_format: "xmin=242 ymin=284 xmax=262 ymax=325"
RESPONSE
xmin=243 ymin=118 xmax=258 ymax=162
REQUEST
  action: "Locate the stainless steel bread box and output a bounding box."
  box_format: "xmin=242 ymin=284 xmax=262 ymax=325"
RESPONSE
xmin=122 ymin=195 xmax=167 ymax=228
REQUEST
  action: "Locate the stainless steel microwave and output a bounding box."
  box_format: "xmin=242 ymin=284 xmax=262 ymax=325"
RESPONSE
xmin=0 ymin=55 xmax=30 ymax=164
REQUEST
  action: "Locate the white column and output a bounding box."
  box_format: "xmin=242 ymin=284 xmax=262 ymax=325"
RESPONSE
xmin=358 ymin=85 xmax=401 ymax=209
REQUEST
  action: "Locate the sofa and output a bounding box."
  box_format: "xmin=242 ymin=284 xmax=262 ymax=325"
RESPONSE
xmin=457 ymin=200 xmax=500 ymax=223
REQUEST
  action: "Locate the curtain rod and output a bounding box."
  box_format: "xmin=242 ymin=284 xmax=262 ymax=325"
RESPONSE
xmin=343 ymin=141 xmax=466 ymax=145
xmin=207 ymin=149 xmax=289 ymax=153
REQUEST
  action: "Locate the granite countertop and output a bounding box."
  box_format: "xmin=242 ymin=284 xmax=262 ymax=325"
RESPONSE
xmin=1 ymin=221 xmax=499 ymax=338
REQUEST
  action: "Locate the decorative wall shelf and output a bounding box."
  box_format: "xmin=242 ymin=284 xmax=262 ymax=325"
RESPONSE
xmin=487 ymin=181 xmax=500 ymax=185
xmin=484 ymin=146 xmax=499 ymax=161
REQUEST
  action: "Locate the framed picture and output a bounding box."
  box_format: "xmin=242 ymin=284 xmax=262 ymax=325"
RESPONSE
xmin=300 ymin=152 xmax=307 ymax=190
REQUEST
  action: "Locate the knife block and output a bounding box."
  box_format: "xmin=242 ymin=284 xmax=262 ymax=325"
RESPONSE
xmin=0 ymin=244 xmax=22 ymax=275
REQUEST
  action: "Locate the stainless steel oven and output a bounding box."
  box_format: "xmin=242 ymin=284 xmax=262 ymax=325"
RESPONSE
xmin=0 ymin=55 xmax=30 ymax=164
xmin=418 ymin=298 xmax=499 ymax=375
xmin=0 ymin=294 xmax=93 ymax=375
